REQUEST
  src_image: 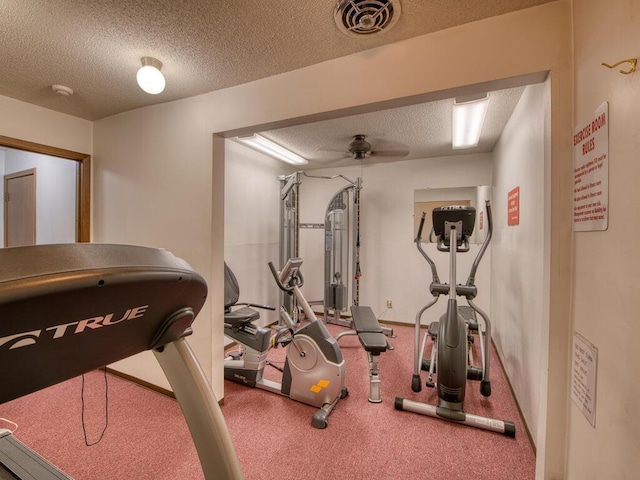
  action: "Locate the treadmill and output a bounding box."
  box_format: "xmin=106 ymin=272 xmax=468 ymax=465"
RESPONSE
xmin=0 ymin=243 xmax=243 ymax=479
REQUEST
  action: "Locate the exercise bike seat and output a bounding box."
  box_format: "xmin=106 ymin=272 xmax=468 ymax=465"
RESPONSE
xmin=225 ymin=307 xmax=260 ymax=328
xmin=224 ymin=262 xmax=261 ymax=328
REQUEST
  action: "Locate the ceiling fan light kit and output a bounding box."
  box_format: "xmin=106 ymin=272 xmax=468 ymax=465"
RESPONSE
xmin=347 ymin=134 xmax=372 ymax=159
xmin=334 ymin=0 xmax=401 ymax=37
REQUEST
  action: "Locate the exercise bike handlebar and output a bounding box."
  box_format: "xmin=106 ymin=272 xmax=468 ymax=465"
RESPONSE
xmin=234 ymin=301 xmax=276 ymax=311
xmin=465 ymin=200 xmax=493 ymax=287
xmin=268 ymin=260 xmax=304 ymax=293
xmin=415 ymin=211 xmax=441 ymax=285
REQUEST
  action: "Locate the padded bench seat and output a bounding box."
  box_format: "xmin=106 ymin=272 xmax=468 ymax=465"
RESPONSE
xmin=351 ymin=306 xmax=388 ymax=354
xmin=357 ymin=332 xmax=388 ymax=355
xmin=351 ymin=305 xmax=384 ymax=333
xmin=351 ymin=305 xmax=387 ymax=355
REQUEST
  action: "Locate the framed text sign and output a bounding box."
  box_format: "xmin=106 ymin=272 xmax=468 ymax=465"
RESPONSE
xmin=571 ymin=331 xmax=598 ymax=427
xmin=573 ymin=101 xmax=609 ymax=231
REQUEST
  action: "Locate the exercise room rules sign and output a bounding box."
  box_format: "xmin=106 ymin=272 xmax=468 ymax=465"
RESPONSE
xmin=571 ymin=332 xmax=598 ymax=427
xmin=573 ymin=102 xmax=609 ymax=231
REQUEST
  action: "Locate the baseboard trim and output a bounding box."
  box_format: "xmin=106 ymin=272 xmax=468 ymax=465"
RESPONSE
xmin=106 ymin=367 xmax=176 ymax=398
xmin=105 ymin=367 xmax=225 ymax=407
xmin=491 ymin=345 xmax=536 ymax=452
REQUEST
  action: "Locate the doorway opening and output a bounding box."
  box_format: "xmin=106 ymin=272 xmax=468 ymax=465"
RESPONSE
xmin=0 ymin=135 xmax=90 ymax=245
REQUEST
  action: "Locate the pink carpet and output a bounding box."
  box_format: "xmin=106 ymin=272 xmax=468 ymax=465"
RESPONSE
xmin=0 ymin=323 xmax=535 ymax=479
xmin=223 ymin=322 xmax=535 ymax=480
xmin=1 ymin=370 xmax=203 ymax=479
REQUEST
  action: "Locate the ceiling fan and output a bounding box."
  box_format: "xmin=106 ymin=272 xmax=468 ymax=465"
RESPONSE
xmin=344 ymin=134 xmax=409 ymax=161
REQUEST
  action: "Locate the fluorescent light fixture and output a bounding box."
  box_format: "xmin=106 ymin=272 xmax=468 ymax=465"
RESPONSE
xmin=137 ymin=57 xmax=165 ymax=95
xmin=236 ymin=134 xmax=308 ymax=165
xmin=452 ymin=95 xmax=489 ymax=149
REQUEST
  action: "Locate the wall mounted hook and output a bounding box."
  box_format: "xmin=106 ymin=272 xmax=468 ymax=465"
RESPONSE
xmin=602 ymin=58 xmax=637 ymax=74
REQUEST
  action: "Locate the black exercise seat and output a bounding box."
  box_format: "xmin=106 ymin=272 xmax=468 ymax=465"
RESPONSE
xmin=225 ymin=307 xmax=260 ymax=328
xmin=356 ymin=332 xmax=388 ymax=355
xmin=224 ymin=262 xmax=261 ymax=329
xmin=351 ymin=305 xmax=388 ymax=353
xmin=351 ymin=305 xmax=384 ymax=333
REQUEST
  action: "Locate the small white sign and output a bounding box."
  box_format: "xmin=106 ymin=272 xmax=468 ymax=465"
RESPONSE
xmin=571 ymin=331 xmax=598 ymax=427
xmin=573 ymin=101 xmax=609 ymax=231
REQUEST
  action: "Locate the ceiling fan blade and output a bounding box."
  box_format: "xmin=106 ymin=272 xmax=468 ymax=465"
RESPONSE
xmin=312 ymin=157 xmax=359 ymax=168
xmin=370 ymin=148 xmax=409 ymax=157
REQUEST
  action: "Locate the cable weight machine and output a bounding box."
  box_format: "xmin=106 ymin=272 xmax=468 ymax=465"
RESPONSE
xmin=278 ymin=171 xmax=362 ymax=326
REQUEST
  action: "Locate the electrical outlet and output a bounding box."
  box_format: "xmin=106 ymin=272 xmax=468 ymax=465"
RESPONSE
xmin=386 ymin=299 xmax=393 ymax=309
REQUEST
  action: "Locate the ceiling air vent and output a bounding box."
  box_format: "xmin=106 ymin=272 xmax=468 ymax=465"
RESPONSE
xmin=334 ymin=0 xmax=401 ymax=37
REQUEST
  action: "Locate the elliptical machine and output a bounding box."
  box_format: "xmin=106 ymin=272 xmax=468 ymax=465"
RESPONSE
xmin=223 ymin=258 xmax=347 ymax=429
xmin=395 ymin=201 xmax=515 ymax=437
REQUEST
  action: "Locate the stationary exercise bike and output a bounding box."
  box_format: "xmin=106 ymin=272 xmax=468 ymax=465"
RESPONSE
xmin=223 ymin=258 xmax=347 ymax=429
xmin=395 ymin=201 xmax=516 ymax=437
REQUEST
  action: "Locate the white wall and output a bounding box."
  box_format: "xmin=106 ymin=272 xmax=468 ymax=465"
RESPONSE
xmin=301 ymin=154 xmax=493 ymax=325
xmin=3 ymin=149 xmax=77 ymax=245
xmin=0 ymin=95 xmax=92 ymax=247
xmin=92 ymin=6 xmax=572 ymax=477
xmin=224 ymin=140 xmax=293 ymax=326
xmin=0 ymin=95 xmax=92 ymax=154
xmin=94 ymin=100 xmax=218 ymax=390
xmin=569 ymin=1 xmax=640 ymax=478
xmin=491 ymin=82 xmax=547 ymax=447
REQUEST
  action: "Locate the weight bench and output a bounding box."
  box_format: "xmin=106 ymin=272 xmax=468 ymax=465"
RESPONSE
xmin=336 ymin=306 xmax=389 ymax=403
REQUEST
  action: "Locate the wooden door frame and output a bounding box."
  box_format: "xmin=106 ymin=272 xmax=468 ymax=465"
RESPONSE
xmin=0 ymin=135 xmax=90 ymax=242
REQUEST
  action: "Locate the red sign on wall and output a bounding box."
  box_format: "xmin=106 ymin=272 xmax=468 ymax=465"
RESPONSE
xmin=508 ymin=187 xmax=520 ymax=226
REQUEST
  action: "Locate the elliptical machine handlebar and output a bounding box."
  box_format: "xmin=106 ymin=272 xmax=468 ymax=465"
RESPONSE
xmin=415 ymin=211 xmax=427 ymax=243
xmin=415 ymin=200 xmax=493 ymax=293
xmin=415 ymin=212 xmax=441 ymax=285
xmin=466 ymin=200 xmax=493 ymax=287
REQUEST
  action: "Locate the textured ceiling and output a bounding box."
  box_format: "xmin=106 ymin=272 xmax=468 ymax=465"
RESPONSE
xmin=0 ymin=0 xmax=555 ymax=121
xmin=254 ymin=85 xmax=527 ymax=168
